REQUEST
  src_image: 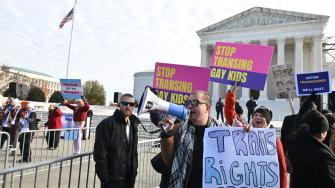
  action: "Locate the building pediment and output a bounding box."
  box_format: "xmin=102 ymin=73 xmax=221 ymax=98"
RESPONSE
xmin=197 ymin=7 xmax=329 ymax=35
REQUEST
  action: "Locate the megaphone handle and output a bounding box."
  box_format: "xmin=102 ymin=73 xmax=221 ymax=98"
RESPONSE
xmin=159 ymin=124 xmax=174 ymax=138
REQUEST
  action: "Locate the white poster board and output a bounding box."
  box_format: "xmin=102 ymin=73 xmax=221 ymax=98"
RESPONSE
xmin=203 ymin=127 xmax=280 ymax=188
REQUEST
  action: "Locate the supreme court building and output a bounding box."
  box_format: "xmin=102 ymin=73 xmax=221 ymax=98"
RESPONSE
xmin=196 ymin=7 xmax=332 ymax=113
xmin=134 ymin=7 xmax=333 ymax=119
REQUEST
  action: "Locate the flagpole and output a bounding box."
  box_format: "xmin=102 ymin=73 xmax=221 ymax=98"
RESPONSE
xmin=65 ymin=0 xmax=78 ymax=79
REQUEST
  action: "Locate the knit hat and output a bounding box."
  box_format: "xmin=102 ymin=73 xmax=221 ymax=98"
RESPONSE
xmin=254 ymin=106 xmax=272 ymax=124
xmin=302 ymin=110 xmax=329 ymax=134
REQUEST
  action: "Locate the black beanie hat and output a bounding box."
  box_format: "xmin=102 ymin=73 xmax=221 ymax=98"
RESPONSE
xmin=254 ymin=106 xmax=272 ymax=125
xmin=302 ymin=110 xmax=329 ymax=134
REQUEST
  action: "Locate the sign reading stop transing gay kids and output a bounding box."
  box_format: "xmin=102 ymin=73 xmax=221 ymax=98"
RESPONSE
xmin=153 ymin=62 xmax=210 ymax=105
xmin=210 ymin=42 xmax=274 ymax=90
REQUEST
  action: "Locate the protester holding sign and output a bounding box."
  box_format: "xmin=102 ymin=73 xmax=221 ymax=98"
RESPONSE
xmin=223 ymin=82 xmax=287 ymax=187
xmin=157 ymin=90 xmax=225 ymax=188
xmin=64 ymin=96 xmax=90 ymax=155
xmin=249 ymin=106 xmax=287 ymax=188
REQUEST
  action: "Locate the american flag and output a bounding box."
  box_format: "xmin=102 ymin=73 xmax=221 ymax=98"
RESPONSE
xmin=59 ymin=8 xmax=74 ymax=29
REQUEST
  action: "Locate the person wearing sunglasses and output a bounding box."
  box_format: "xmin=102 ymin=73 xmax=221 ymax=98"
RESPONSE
xmin=64 ymin=96 xmax=90 ymax=155
xmin=94 ymin=93 xmax=141 ymax=188
xmin=156 ymin=90 xmax=225 ymax=188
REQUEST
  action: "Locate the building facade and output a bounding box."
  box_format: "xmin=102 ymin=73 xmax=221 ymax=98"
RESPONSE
xmin=197 ymin=7 xmax=330 ymax=108
xmin=133 ymin=7 xmax=333 ymax=119
xmin=0 ymin=65 xmax=60 ymax=101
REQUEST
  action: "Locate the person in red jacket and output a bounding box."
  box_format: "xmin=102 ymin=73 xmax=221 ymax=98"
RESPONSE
xmin=64 ymin=97 xmax=90 ymax=154
xmin=225 ymin=83 xmax=287 ymax=188
xmin=46 ymin=104 xmax=62 ymax=149
xmin=224 ymin=83 xmax=248 ymax=127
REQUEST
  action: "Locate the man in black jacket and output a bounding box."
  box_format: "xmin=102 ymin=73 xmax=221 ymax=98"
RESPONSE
xmin=94 ymin=93 xmax=140 ymax=188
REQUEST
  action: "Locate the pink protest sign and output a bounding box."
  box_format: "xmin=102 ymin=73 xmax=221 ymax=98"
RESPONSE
xmin=210 ymin=42 xmax=274 ymax=90
xmin=153 ymin=62 xmax=210 ymax=104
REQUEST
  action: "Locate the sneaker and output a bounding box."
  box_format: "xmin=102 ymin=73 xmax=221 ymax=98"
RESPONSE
xmin=49 ymin=147 xmax=54 ymax=150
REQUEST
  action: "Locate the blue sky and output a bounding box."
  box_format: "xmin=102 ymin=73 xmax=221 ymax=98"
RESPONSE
xmin=0 ymin=0 xmax=334 ymax=101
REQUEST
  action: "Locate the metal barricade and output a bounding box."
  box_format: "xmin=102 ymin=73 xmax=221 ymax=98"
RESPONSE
xmin=0 ymin=132 xmax=10 ymax=169
xmin=0 ymin=127 xmax=96 ymax=169
xmin=0 ymin=152 xmax=98 ymax=188
xmin=0 ymin=139 xmax=161 ymax=188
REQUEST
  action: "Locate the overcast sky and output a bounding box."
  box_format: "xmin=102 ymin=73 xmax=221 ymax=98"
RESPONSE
xmin=0 ymin=0 xmax=334 ymax=101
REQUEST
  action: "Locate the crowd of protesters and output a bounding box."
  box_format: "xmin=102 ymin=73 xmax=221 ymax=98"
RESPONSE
xmin=0 ymin=96 xmax=91 ymax=162
xmin=2 ymin=85 xmax=335 ymax=188
xmin=148 ymin=84 xmax=335 ymax=188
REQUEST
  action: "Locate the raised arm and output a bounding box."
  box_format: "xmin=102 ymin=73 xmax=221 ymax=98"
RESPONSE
xmin=224 ymin=84 xmax=238 ymax=125
xmin=64 ymin=101 xmax=75 ymax=111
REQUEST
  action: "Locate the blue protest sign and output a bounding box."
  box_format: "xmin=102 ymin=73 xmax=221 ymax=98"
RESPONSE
xmin=59 ymin=79 xmax=83 ymax=100
xmin=295 ymin=71 xmax=332 ymax=96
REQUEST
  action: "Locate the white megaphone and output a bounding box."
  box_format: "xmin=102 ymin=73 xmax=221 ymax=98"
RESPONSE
xmin=137 ymin=86 xmax=189 ymax=120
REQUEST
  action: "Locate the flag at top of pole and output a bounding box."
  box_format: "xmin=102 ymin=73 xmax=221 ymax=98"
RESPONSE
xmin=59 ymin=8 xmax=74 ymax=29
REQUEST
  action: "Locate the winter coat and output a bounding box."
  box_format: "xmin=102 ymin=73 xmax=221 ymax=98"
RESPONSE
xmin=47 ymin=108 xmax=62 ymax=129
xmin=288 ymin=131 xmax=335 ymax=188
xmin=224 ymin=90 xmax=246 ymax=127
xmin=93 ymin=109 xmax=140 ymax=186
xmin=65 ymin=102 xmax=90 ymax=122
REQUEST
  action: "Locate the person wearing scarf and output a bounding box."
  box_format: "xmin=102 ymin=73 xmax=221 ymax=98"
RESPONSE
xmin=159 ymin=90 xmax=226 ymax=188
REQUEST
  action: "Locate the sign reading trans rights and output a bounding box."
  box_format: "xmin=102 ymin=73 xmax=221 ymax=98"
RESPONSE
xmin=203 ymin=127 xmax=280 ymax=188
xmin=153 ymin=62 xmax=210 ymax=105
xmin=210 ymin=42 xmax=274 ymax=90
xmin=295 ymin=71 xmax=332 ymax=96
xmin=60 ymin=79 xmax=83 ymax=100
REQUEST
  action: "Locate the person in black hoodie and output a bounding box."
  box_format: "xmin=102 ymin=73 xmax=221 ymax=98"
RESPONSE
xmin=94 ymin=93 xmax=140 ymax=188
xmin=288 ymin=110 xmax=335 ymax=188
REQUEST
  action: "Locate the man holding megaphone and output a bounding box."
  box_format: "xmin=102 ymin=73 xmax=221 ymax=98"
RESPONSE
xmin=150 ymin=90 xmax=226 ymax=188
